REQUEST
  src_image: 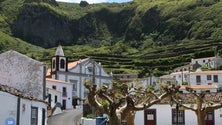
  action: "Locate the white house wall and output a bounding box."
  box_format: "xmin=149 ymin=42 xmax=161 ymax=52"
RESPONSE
xmin=0 ymin=91 xmax=17 ymax=125
xmin=48 ymin=88 xmax=62 ymax=108
xmin=184 ymin=109 xmax=198 ymax=125
xmin=0 ymin=91 xmax=47 ymax=125
xmin=20 ymin=98 xmax=47 ymax=125
xmin=46 ymin=80 xmax=73 ymax=109
xmin=135 ymin=105 xmax=172 ymax=125
xmin=215 ymin=108 xmax=222 ymax=125
xmin=189 ymin=72 xmax=222 ymax=85
xmin=134 ymin=104 xmax=222 ymax=125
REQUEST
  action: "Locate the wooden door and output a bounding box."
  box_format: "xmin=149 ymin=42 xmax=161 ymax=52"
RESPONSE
xmin=144 ymin=109 xmax=156 ymax=125
xmin=205 ymin=111 xmax=214 ymax=125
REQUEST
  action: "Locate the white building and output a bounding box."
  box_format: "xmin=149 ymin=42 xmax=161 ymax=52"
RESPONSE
xmin=173 ymin=57 xmax=222 ymax=72
xmin=170 ymin=71 xmax=190 ymax=84
xmin=46 ymin=78 xmax=73 ymax=110
xmin=134 ymin=56 xmax=222 ymax=125
xmin=0 ymin=84 xmax=48 ymax=125
xmin=47 ymin=88 xmax=61 ymax=107
xmin=169 ymin=70 xmax=222 ymax=87
xmin=134 ymin=85 xmax=220 ymax=125
xmin=189 ymin=70 xmax=222 ymax=86
xmin=0 ymin=50 xmax=48 ymax=125
xmin=0 ymin=50 xmax=47 ymax=99
xmin=158 ymin=75 xmax=177 ymax=84
xmin=191 ymin=57 xmax=222 ymax=69
xmin=47 ymin=46 xmax=113 ymax=107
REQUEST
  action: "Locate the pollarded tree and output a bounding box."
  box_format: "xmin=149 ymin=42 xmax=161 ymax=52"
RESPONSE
xmin=171 ymin=86 xmax=222 ymax=125
xmin=84 ymin=81 xmax=180 ymax=125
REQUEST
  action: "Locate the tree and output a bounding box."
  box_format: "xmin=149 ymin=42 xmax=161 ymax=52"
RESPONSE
xmin=79 ymin=1 xmax=89 ymax=7
xmin=171 ymin=86 xmax=222 ymax=125
xmin=84 ymin=81 xmax=180 ymax=125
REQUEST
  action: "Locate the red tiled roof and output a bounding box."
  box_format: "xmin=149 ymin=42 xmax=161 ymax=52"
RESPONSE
xmin=190 ymin=70 xmax=222 ymax=74
xmin=171 ymin=71 xmax=190 ymax=75
xmin=46 ymin=68 xmax=51 ymax=76
xmin=47 ymin=87 xmax=61 ymax=93
xmin=67 ymin=58 xmax=89 ymax=69
xmin=46 ymin=78 xmax=72 ymax=85
xmin=180 ymin=85 xmax=217 ymax=90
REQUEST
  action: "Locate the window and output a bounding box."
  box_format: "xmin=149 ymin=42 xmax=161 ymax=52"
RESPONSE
xmin=42 ymin=109 xmax=45 ymax=125
xmin=172 ymin=109 xmax=185 ymax=124
xmin=206 ymin=112 xmax=214 ymax=120
xmin=70 ymin=80 xmax=78 ymax=91
xmin=48 ymin=94 xmax=51 ymax=104
xmin=31 ymin=107 xmax=38 ymax=125
xmin=60 ymin=59 xmax=65 ymax=69
xmin=207 ymin=75 xmax=211 ymax=80
xmin=52 ymin=85 xmax=56 ymax=90
xmin=213 ymin=75 xmax=218 ymax=82
xmin=52 ymin=60 xmax=55 ymax=69
xmin=55 ymin=95 xmax=57 ymax=103
xmin=62 ymin=87 xmax=67 ymax=97
xmin=206 ymin=90 xmax=210 ymax=93
xmin=72 ymin=84 xmax=77 ymax=91
xmin=179 ymin=91 xmax=183 ymax=94
xmin=196 ymin=75 xmax=201 ymax=84
xmin=87 ymin=67 xmax=93 ymax=72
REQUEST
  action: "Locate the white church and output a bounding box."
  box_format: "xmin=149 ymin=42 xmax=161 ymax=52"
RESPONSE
xmin=46 ymin=46 xmax=113 ymax=109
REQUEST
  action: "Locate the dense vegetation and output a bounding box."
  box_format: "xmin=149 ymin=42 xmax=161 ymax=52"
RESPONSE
xmin=0 ymin=0 xmax=222 ymax=77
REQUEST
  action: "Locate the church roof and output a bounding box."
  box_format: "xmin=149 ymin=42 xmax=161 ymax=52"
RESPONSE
xmin=55 ymin=45 xmax=65 ymax=56
xmin=67 ymin=58 xmax=89 ymax=69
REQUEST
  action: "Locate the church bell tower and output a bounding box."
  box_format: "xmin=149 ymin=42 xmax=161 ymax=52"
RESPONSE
xmin=51 ymin=45 xmax=68 ymax=79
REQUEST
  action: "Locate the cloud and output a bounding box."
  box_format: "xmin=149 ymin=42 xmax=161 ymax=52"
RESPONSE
xmin=56 ymin=0 xmax=107 ymax=4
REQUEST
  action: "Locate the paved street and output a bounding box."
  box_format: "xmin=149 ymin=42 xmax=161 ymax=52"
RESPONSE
xmin=48 ymin=109 xmax=82 ymax=125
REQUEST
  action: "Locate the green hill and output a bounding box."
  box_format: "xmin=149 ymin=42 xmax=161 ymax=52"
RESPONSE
xmin=0 ymin=0 xmax=222 ymax=77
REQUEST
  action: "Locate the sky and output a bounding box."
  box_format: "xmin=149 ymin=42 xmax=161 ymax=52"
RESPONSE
xmin=56 ymin=0 xmax=132 ymax=4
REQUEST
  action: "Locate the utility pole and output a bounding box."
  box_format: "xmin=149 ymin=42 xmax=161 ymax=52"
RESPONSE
xmin=92 ymin=59 xmax=96 ymax=117
xmin=149 ymin=70 xmax=152 ymax=86
xmin=92 ymin=60 xmax=96 ymax=85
